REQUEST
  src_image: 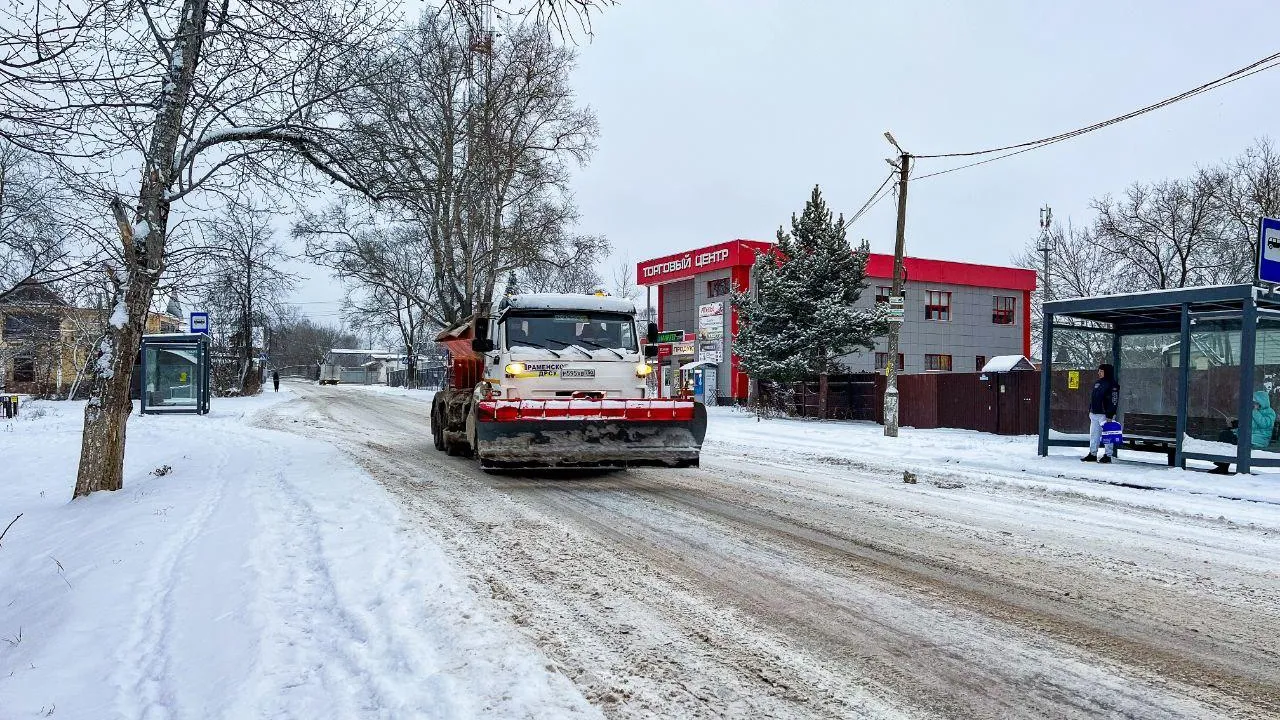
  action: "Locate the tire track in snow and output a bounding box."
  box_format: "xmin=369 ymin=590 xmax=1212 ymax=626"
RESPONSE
xmin=111 ymin=430 xmax=236 ymax=720
xmin=284 ymin=385 xmax=1280 ymax=719
xmin=236 ymin=461 xmax=391 ymax=719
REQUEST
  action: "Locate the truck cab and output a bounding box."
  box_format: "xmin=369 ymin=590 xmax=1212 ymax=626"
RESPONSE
xmin=480 ymin=293 xmax=656 ymax=401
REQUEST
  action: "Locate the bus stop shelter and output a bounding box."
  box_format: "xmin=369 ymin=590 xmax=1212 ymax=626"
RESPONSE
xmin=1038 ymin=284 xmax=1280 ymax=473
xmin=139 ymin=333 xmax=211 ymax=415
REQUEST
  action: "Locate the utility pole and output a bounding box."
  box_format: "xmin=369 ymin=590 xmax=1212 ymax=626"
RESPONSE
xmin=883 ymin=131 xmax=909 ymax=438
xmin=1037 ymin=205 xmax=1054 ymax=303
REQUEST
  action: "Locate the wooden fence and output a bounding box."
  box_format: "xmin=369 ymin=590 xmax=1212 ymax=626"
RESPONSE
xmin=766 ymin=370 xmax=1040 ymax=436
xmin=766 ymin=364 xmax=1280 ymax=437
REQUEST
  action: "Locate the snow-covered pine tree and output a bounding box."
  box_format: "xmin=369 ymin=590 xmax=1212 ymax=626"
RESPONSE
xmin=733 ymin=185 xmax=887 ymax=414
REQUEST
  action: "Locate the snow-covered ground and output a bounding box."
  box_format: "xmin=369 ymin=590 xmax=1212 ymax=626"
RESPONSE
xmin=0 ymin=388 xmax=595 ymax=719
xmin=705 ymin=406 xmax=1280 ymax=524
xmin=4 ymin=382 xmax=1278 ymax=719
xmin=273 ymin=384 xmax=1280 ymax=718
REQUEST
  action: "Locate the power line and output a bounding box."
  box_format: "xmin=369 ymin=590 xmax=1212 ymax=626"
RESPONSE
xmin=911 ymin=49 xmax=1280 ymax=171
xmin=841 ymin=170 xmax=897 ymax=230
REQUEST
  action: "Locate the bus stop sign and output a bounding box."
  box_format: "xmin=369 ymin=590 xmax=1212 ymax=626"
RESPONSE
xmin=1259 ymin=217 xmax=1280 ymax=286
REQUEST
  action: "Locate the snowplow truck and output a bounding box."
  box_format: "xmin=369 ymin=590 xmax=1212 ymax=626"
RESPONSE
xmin=430 ymin=293 xmax=707 ymax=469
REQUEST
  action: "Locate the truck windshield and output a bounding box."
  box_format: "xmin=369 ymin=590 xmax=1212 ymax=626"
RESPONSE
xmin=505 ymin=311 xmax=637 ymax=352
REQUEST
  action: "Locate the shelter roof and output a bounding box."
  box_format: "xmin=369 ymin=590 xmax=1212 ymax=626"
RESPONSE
xmin=1044 ymin=285 xmax=1280 ymax=334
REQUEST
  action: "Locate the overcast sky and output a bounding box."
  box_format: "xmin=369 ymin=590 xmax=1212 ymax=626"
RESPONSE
xmin=288 ymin=0 xmax=1280 ymax=321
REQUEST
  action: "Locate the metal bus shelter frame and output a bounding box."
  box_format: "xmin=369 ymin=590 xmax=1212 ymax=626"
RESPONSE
xmin=139 ymin=333 xmax=211 ymax=416
xmin=1038 ymin=284 xmax=1280 ymax=474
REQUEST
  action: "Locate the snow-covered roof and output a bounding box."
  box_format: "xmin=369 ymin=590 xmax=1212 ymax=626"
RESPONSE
xmin=981 ymin=355 xmax=1035 ymax=373
xmin=679 ymin=360 xmax=718 ymax=371
xmin=329 ymin=348 xmax=390 ymax=355
xmin=503 ymin=293 xmax=636 ymax=315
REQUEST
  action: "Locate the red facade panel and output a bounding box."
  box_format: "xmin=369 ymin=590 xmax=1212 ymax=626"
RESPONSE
xmin=864 ymin=254 xmax=1037 ymax=292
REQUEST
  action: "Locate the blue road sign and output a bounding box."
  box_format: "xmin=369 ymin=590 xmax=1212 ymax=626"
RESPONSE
xmin=1259 ymin=217 xmax=1280 ymax=285
xmin=189 ymin=311 xmax=210 ymax=333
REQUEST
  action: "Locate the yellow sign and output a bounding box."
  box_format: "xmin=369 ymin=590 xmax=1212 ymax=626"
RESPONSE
xmin=179 ymin=372 xmax=188 ymax=383
xmin=1067 ymin=370 xmax=1080 ymax=390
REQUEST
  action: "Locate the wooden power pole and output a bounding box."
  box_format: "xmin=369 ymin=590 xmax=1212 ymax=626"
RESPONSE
xmin=883 ymin=133 xmax=909 ymax=438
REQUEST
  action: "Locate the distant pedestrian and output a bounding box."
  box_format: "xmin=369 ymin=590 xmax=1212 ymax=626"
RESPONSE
xmin=1083 ymin=363 xmax=1119 ymax=464
xmin=272 ymin=370 xmax=280 ymax=392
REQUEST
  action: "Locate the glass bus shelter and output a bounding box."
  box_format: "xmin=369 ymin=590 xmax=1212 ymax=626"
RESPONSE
xmin=140 ymin=333 xmax=211 ymax=415
xmin=1039 ymin=284 xmax=1280 ymax=474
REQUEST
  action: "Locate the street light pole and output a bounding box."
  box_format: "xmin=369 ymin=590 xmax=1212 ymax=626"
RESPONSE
xmin=883 ymin=132 xmax=909 ymax=438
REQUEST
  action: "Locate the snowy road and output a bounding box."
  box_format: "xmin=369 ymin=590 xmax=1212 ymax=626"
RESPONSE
xmin=272 ymin=383 xmax=1280 ymax=720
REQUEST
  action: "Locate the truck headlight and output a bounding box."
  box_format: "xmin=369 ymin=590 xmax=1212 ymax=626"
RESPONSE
xmin=505 ymin=362 xmax=526 ymax=376
xmin=635 ymin=362 xmax=652 ymax=377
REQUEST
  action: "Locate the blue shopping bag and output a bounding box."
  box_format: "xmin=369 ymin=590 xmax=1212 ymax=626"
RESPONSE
xmin=1100 ymin=419 xmax=1123 ymax=448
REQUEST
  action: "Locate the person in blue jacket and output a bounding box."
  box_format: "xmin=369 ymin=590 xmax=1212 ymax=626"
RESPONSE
xmin=1083 ymin=363 xmax=1120 ymax=464
xmin=1210 ymin=390 xmax=1276 ymax=474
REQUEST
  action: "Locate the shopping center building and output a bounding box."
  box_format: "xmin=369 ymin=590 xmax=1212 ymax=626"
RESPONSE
xmin=637 ymin=239 xmax=1037 ymax=402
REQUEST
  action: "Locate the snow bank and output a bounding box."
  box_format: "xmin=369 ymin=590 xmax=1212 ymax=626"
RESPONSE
xmin=0 ymin=389 xmax=593 ymax=718
xmin=705 ymin=407 xmax=1280 ymax=523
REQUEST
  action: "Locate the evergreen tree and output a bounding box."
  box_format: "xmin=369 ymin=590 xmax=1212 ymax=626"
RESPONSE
xmin=733 ymin=185 xmax=887 ymax=387
xmin=503 ymin=271 xmax=519 ymax=297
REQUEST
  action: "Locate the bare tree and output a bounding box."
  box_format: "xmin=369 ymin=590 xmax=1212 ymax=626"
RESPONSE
xmin=444 ymin=0 xmax=616 ymax=40
xmin=0 ymin=0 xmax=397 ymax=497
xmin=1015 ymin=220 xmax=1117 ymax=363
xmin=195 ymin=205 xmax=298 ymax=394
xmin=298 ymin=210 xmax=434 ymax=386
xmin=329 ymin=8 xmax=599 ymax=327
xmin=516 ymin=232 xmax=609 ymax=294
xmin=297 ymin=205 xmax=435 ymax=346
xmin=609 ymin=252 xmax=640 ymax=302
xmin=0 ymin=142 xmax=69 ymax=290
xmin=271 ymin=312 xmax=358 ymax=374
xmin=1203 ymin=138 xmax=1280 ymax=284
xmin=1092 ymin=177 xmax=1222 ymax=291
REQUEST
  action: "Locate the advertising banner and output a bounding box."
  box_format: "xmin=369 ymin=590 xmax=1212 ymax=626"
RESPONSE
xmin=698 ymin=302 xmax=724 ymax=341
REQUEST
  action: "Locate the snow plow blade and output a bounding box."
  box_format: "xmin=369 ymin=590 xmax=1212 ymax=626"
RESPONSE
xmin=474 ymin=399 xmax=707 ymax=469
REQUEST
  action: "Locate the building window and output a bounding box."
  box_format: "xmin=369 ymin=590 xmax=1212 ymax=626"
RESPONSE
xmin=875 ymin=286 xmax=902 ymax=304
xmin=3 ymin=312 xmax=60 ymax=339
xmin=12 ymin=356 xmax=35 ymax=383
xmin=992 ymin=296 xmax=1016 ymax=325
xmin=875 ymin=352 xmax=904 ymax=372
xmin=925 ymin=291 xmax=951 ymax=321
xmin=925 ymin=354 xmax=952 ymax=372
xmin=706 ymin=277 xmax=732 ymax=298
xmin=976 ymin=355 xmax=986 ymax=371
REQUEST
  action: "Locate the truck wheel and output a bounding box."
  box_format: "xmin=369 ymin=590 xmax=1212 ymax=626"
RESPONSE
xmin=431 ymin=409 xmax=446 ymax=452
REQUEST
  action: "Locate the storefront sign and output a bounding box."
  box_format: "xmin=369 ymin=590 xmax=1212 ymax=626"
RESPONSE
xmin=699 ymin=342 xmax=723 ymax=364
xmin=698 ymin=302 xmax=724 ymax=341
xmin=656 ymin=330 xmax=685 ymax=344
xmin=637 ymin=242 xmax=743 ymax=284
xmin=657 ymin=343 xmax=673 ymax=359
xmin=671 ymin=341 xmax=696 ymax=356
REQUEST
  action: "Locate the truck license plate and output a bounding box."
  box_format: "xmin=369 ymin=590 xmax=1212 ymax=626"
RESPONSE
xmin=561 ymin=369 xmax=596 ymax=378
